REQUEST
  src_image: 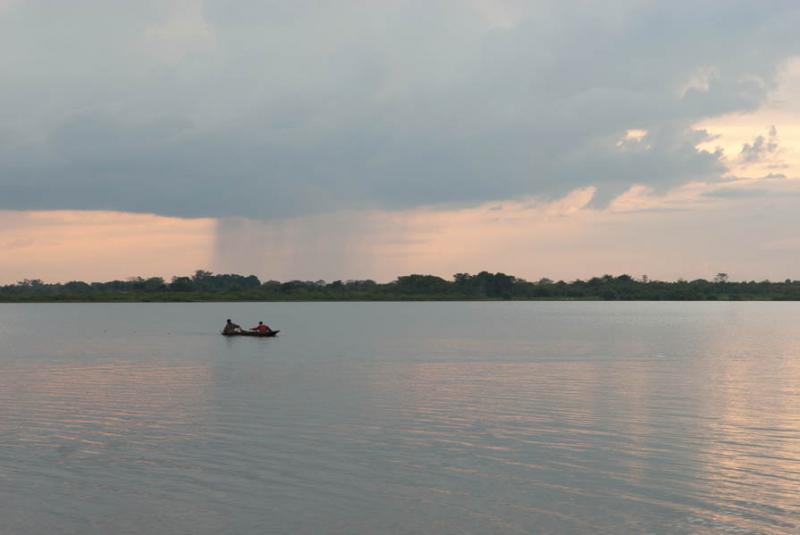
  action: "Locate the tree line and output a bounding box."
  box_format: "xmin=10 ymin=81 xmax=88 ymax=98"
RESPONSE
xmin=2 ymin=270 xmax=800 ymax=301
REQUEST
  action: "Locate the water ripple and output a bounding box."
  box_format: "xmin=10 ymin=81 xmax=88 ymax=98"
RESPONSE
xmin=1 ymin=302 xmax=799 ymax=534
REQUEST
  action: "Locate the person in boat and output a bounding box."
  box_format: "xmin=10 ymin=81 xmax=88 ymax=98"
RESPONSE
xmin=250 ymin=321 xmax=273 ymax=334
xmin=223 ymin=319 xmax=242 ymax=334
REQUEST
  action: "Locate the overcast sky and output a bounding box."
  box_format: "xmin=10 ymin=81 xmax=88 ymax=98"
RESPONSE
xmin=1 ymin=1 xmax=800 ymax=282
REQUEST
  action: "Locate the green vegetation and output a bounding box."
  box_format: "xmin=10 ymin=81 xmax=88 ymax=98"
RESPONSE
xmin=2 ymin=270 xmax=800 ymax=302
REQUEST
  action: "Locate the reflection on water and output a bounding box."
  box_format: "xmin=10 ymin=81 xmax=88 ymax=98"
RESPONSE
xmin=1 ymin=362 xmax=211 ymax=453
xmin=0 ymin=302 xmax=799 ymax=534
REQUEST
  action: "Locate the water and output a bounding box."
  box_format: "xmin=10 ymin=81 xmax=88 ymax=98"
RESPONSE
xmin=1 ymin=302 xmax=799 ymax=534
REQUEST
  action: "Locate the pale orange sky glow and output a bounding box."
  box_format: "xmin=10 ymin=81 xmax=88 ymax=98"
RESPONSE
xmin=3 ymin=171 xmax=800 ymax=285
xmin=213 ymin=176 xmax=800 ymax=283
xmin=3 ymin=175 xmax=800 ymax=284
xmin=0 ymin=211 xmax=214 ymax=283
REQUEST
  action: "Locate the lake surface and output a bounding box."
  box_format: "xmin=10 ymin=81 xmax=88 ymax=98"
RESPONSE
xmin=1 ymin=302 xmax=799 ymax=534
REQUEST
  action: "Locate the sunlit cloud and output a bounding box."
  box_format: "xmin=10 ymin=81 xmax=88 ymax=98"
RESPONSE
xmin=696 ymin=58 xmax=800 ymax=178
xmin=680 ymin=65 xmax=719 ymax=96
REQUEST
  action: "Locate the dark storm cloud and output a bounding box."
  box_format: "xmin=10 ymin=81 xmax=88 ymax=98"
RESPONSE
xmin=0 ymin=0 xmax=799 ymax=218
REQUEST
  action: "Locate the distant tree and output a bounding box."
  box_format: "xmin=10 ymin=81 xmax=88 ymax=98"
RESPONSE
xmin=143 ymin=277 xmax=166 ymax=291
xmin=18 ymin=279 xmax=44 ymax=288
xmin=344 ymin=280 xmax=378 ymax=292
xmin=128 ymin=277 xmax=144 ymax=290
xmin=193 ymin=270 xmax=213 ymax=280
xmin=395 ymin=274 xmax=450 ymax=295
xmin=64 ymin=281 xmax=91 ymax=293
xmin=4 ymin=269 xmax=800 ymax=302
xmin=170 ymin=276 xmax=194 ymax=292
xmin=483 ymin=272 xmax=515 ymax=299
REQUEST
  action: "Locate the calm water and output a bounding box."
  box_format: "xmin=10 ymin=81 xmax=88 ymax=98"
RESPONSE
xmin=1 ymin=302 xmax=799 ymax=534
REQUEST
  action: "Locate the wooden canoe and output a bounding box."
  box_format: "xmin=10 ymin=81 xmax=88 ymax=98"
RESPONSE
xmin=221 ymin=330 xmax=279 ymax=337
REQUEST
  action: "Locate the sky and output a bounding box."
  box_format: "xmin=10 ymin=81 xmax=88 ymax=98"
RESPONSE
xmin=1 ymin=0 xmax=800 ymax=283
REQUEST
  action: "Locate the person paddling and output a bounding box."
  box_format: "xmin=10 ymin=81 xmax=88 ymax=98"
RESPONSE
xmin=250 ymin=321 xmax=273 ymax=334
xmin=223 ymin=319 xmax=242 ymax=334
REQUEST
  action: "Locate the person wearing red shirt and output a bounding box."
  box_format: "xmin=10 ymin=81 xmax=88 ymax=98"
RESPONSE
xmin=250 ymin=321 xmax=272 ymax=334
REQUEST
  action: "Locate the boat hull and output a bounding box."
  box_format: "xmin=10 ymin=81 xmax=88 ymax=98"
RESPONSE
xmin=221 ymin=330 xmax=279 ymax=337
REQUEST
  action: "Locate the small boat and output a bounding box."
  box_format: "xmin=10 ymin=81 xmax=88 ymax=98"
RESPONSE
xmin=221 ymin=330 xmax=280 ymax=337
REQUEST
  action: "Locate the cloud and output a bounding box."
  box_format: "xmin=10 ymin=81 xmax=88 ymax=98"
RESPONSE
xmin=142 ymin=0 xmax=216 ymax=65
xmin=703 ymin=187 xmax=769 ymax=199
xmin=739 ymin=125 xmax=780 ymax=164
xmin=0 ymin=0 xmax=19 ymax=16
xmin=0 ymin=1 xmax=799 ymax=218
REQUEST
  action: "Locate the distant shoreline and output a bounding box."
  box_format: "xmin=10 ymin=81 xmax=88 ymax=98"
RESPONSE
xmin=3 ymin=271 xmax=799 ymax=302
xmin=2 ymin=298 xmax=797 ymax=303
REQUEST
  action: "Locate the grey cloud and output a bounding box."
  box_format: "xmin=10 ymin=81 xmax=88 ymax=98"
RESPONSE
xmin=0 ymin=1 xmax=799 ymax=218
xmin=703 ymin=187 xmax=769 ymax=199
xmin=740 ymin=126 xmax=779 ymax=164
